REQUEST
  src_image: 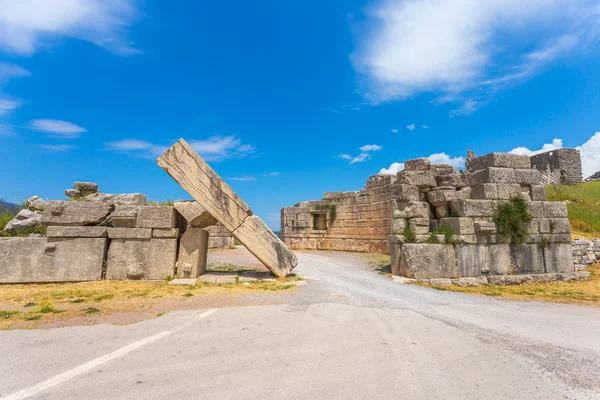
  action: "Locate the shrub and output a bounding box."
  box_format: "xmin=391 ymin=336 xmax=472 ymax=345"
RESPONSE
xmin=39 ymin=298 xmax=57 ymax=313
xmin=403 ymin=225 xmax=417 ymax=243
xmin=494 ymin=197 xmax=531 ymax=245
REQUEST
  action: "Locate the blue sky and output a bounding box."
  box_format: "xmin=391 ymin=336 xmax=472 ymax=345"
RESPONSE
xmin=1 ymin=0 xmax=600 ymax=230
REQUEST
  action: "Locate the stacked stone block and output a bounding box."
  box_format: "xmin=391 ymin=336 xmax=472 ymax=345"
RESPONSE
xmin=572 ymin=239 xmax=600 ymax=271
xmin=530 ymin=148 xmax=582 ymax=184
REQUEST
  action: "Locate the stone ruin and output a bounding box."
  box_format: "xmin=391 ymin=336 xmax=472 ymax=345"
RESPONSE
xmin=530 ymin=148 xmax=583 ymax=184
xmin=282 ymin=150 xmax=591 ymax=286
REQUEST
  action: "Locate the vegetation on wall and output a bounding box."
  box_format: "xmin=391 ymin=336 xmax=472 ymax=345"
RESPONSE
xmin=403 ymin=225 xmax=417 ymax=243
xmin=494 ymin=197 xmax=531 ymax=245
xmin=315 ymin=203 xmax=337 ymax=224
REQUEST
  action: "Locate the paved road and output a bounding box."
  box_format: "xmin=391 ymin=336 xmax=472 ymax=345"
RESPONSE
xmin=1 ymin=250 xmax=600 ymax=399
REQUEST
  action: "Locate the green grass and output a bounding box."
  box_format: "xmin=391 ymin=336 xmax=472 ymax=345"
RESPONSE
xmin=147 ymin=199 xmax=175 ymax=206
xmin=546 ymin=181 xmax=600 ymax=238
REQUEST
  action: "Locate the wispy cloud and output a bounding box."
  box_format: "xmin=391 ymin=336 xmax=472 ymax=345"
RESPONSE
xmin=337 ymin=143 xmax=383 ymax=164
xmin=0 ymin=63 xmax=31 ymax=84
xmin=449 ymin=100 xmax=478 ymax=118
xmin=421 ymin=125 xmax=428 ymax=129
xmin=227 ymin=176 xmax=256 ymax=181
xmin=350 ymin=153 xmax=371 ymax=164
xmin=353 ymin=0 xmax=600 ymax=114
xmin=336 ymin=154 xmax=353 ymax=160
xmin=29 ymin=119 xmax=87 ymax=138
xmin=0 ymin=0 xmax=141 ymax=56
xmin=39 ymin=144 xmax=76 ymax=152
xmin=391 ymin=128 xmax=398 ymax=133
xmin=0 ymin=99 xmax=20 ymax=115
xmin=106 ymin=136 xmax=255 ymax=162
xmin=379 ymin=152 xmax=465 ymax=175
xmin=406 ymin=124 xmax=415 ymax=131
xmin=359 ymin=144 xmax=382 ymax=152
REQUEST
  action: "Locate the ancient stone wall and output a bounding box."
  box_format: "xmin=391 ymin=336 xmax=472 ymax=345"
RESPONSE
xmin=281 ymin=174 xmax=394 ymax=254
xmin=572 ymin=239 xmax=600 ymax=271
xmin=530 ymin=148 xmax=582 ymax=184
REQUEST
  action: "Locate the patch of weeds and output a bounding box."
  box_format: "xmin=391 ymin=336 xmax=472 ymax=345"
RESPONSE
xmin=1 ymin=309 xmax=20 ymax=319
xmin=183 ymin=292 xmax=194 ymax=297
xmin=431 ymin=226 xmax=459 ymax=244
xmin=164 ymin=275 xmax=173 ymax=282
xmin=426 ymin=233 xmax=441 ymax=244
xmin=84 ymin=307 xmax=100 ymax=314
xmin=367 ymin=255 xmax=392 ymax=275
xmin=494 ymin=197 xmax=531 ymax=244
xmin=23 ymin=314 xmax=42 ymax=321
xmin=39 ymin=298 xmax=58 ymax=313
xmin=403 ymin=225 xmax=417 ymax=243
xmin=69 ymin=298 xmax=86 ymax=304
xmin=147 ymin=199 xmax=175 ymax=206
xmin=24 ymin=302 xmax=36 ymax=307
xmin=93 ymin=293 xmax=114 ymax=302
xmin=485 ymin=291 xmax=503 ymax=297
xmin=432 ymin=286 xmax=448 ymax=291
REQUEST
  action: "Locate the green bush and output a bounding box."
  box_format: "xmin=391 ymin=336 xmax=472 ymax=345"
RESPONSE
xmin=494 ymin=197 xmax=531 ymax=244
xmin=403 ymin=224 xmax=417 ymax=243
xmin=431 ymin=226 xmax=458 ymax=244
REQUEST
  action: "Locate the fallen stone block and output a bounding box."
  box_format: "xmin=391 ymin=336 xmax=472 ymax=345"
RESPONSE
xmin=110 ymin=210 xmax=137 ymax=228
xmin=404 ymin=158 xmax=431 ymax=171
xmin=173 ymin=201 xmax=218 ymax=228
xmin=0 ymin=237 xmax=106 ymax=283
xmin=46 ymin=226 xmax=108 ymax=238
xmin=136 ymin=206 xmax=176 ymax=229
xmin=4 ymin=209 xmax=42 ymax=234
xmin=168 ymin=278 xmax=197 ymax=286
xmin=399 ymin=244 xmax=457 ymax=279
xmin=199 ymin=272 xmax=238 ymax=284
xmin=469 ymin=152 xmax=531 ymax=171
xmin=106 ymin=238 xmax=177 ymax=280
xmin=26 ymin=195 xmax=47 ymax=211
xmin=177 ymin=227 xmax=209 ymax=278
xmin=42 ymin=201 xmax=114 ymax=226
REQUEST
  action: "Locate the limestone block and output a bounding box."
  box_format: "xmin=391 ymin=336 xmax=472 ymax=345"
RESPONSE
xmin=3 ymin=209 xmax=42 ymax=234
xmin=85 ymin=193 xmax=147 ymax=209
xmin=487 ymin=275 xmax=534 ymax=286
xmin=209 ymin=236 xmax=234 ymax=249
xmin=408 ymin=218 xmax=430 ymax=235
xmin=157 ymin=139 xmax=252 ymax=233
xmin=396 ymin=170 xmax=437 ymax=187
xmin=173 ymin=201 xmax=218 ymax=228
xmin=549 ymin=218 xmax=570 ymax=234
xmin=543 ymin=202 xmax=568 ymax=218
xmin=392 ymin=184 xmax=420 ymax=202
xmin=427 ymin=189 xmax=463 ymax=206
xmin=511 ymin=244 xmax=545 ymax=274
xmin=436 ymin=205 xmax=449 ymax=218
xmin=394 ymin=201 xmax=430 ymax=219
xmin=106 ymin=238 xmax=177 ymax=280
xmin=232 ymin=215 xmax=297 ymax=277
xmin=177 ymin=227 xmax=209 ymax=278
xmin=137 ymin=206 xmax=176 ymax=229
xmin=26 ymin=195 xmax=48 ymax=211
xmin=399 ymin=244 xmax=457 ymax=279
xmin=469 ymin=152 xmax=531 ymax=171
xmin=471 ymin=167 xmax=516 ymax=184
xmin=42 ymin=201 xmax=114 ymax=226
xmin=65 ymin=189 xmax=81 ymax=198
xmin=110 ymin=210 xmax=137 ymax=228
xmin=450 ymin=200 xmax=496 ymax=217
xmin=440 ymin=217 xmax=475 ymax=235
xmin=46 ymin=226 xmax=108 ymax=238
xmin=471 ymin=183 xmax=522 ymax=200
xmin=474 ymin=221 xmax=496 ymax=235
xmin=451 ymin=277 xmax=489 ymax=287
xmin=73 ymin=181 xmax=98 ymax=195
xmin=515 ymin=169 xmax=540 ymax=185
xmin=435 ymin=174 xmax=465 ymax=188
xmin=457 ymin=244 xmax=511 ymax=276
xmin=528 ymin=185 xmax=546 ymax=201
xmin=543 ymin=243 xmax=574 ymax=273
xmin=538 ymin=218 xmax=551 ymax=234
xmin=153 ymin=228 xmax=180 ymax=238
xmin=429 ymin=278 xmax=452 ymax=286
xmin=391 ymin=218 xmax=407 ymax=234
xmin=528 ymin=202 xmax=545 ymax=218
xmin=0 ymin=237 xmax=106 ymax=283
xmin=430 ymin=164 xmax=454 ymax=176
xmin=429 ymin=219 xmax=440 ymax=231
xmin=404 ymin=158 xmax=431 ymax=171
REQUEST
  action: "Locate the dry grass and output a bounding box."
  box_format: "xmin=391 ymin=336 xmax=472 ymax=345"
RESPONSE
xmin=366 ymin=254 xmax=392 ymax=276
xmin=419 ymin=263 xmax=600 ymax=306
xmin=546 ymin=181 xmax=600 ymax=239
xmin=0 ymin=276 xmax=300 ymax=330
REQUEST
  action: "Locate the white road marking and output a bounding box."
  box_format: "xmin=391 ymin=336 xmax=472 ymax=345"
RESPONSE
xmin=4 ymin=308 xmax=218 ymax=400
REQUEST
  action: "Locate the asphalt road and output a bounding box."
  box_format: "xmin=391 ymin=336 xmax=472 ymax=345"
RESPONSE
xmin=1 ymin=250 xmax=599 ymax=399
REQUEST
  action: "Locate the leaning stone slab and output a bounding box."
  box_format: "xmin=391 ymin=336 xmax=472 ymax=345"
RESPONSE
xmin=173 ymin=200 xmax=218 ymax=228
xmin=399 ymin=244 xmax=457 ymax=279
xmin=46 ymin=226 xmax=108 ymax=238
xmin=177 ymin=227 xmax=209 ymax=278
xmin=136 ymin=206 xmax=176 ymax=228
xmin=157 ymin=139 xmax=297 ymax=277
xmin=0 ymin=237 xmax=106 ymax=283
xmin=106 ymin=238 xmax=177 ymax=280
xmin=42 ymin=201 xmax=114 ymax=226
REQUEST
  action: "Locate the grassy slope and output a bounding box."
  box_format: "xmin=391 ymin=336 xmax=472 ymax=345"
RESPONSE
xmin=546 ymin=180 xmax=600 ymax=240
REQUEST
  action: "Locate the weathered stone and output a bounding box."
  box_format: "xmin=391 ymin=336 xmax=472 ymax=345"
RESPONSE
xmin=107 ymin=228 xmax=127 ymax=239
xmin=515 ymin=169 xmax=540 ymax=185
xmin=65 ymin=189 xmax=81 ymax=198
xmin=436 ymin=205 xmax=449 ymax=218
xmin=392 ymin=184 xmax=420 ymax=202
xmin=543 ymin=243 xmax=574 ymax=273
xmin=73 ymin=181 xmax=98 ymax=194
xmin=42 ymin=201 xmax=114 ymax=226
xmin=110 ymin=210 xmax=137 ymax=228
xmin=396 ymin=170 xmax=437 ymax=187
xmin=404 ymin=158 xmax=431 ymax=171
xmin=391 ymin=275 xmax=415 ymax=284
xmin=168 ymin=278 xmax=197 ymax=286
xmin=487 ymin=275 xmax=534 ymax=285
xmin=198 ymin=272 xmax=238 ymax=284
xmin=46 ymin=226 xmax=108 ymax=238
xmin=26 ymin=196 xmax=47 ymax=211
xmin=208 ymin=235 xmax=235 ymax=249
xmin=474 ymin=221 xmax=496 ymax=235
xmin=469 ymin=152 xmax=531 ymax=171
xmin=106 ymin=228 xmax=151 ymax=239
xmin=173 ymin=201 xmax=218 ymax=228
xmin=428 ymin=278 xmax=452 ymax=286
xmin=451 ymin=276 xmax=488 ymax=286
xmin=530 ymin=185 xmax=547 ymax=201
xmin=470 ymin=183 xmax=522 ymax=200
xmin=450 ymin=200 xmax=496 ymax=217
xmin=0 ymin=237 xmax=106 ymax=283
xmin=531 ymin=273 xmax=558 ymax=283
xmin=106 ymin=238 xmax=177 ymax=280
xmin=429 ymin=219 xmax=440 ymax=231
xmin=4 ymin=209 xmax=43 ymax=234
xmin=430 ymin=164 xmax=455 ymax=176
xmin=391 ymin=218 xmax=407 ymax=234
xmin=390 ymin=239 xmax=402 ymax=275
xmin=543 ymin=202 xmax=568 ymax=218
xmin=239 ymin=271 xmax=277 ymax=282
xmin=177 ymin=227 xmax=209 ymax=278
xmin=435 ymin=174 xmax=465 ymax=188
xmin=399 ymin=244 xmax=457 ymax=279
xmin=549 ymin=218 xmax=570 ymax=234
xmin=472 ymin=167 xmax=517 ymax=184
xmin=427 ymin=188 xmax=467 ymax=206
xmin=409 ymin=218 xmax=430 ymax=235
xmin=232 ymin=215 xmax=297 ymax=278
xmin=153 ymin=228 xmax=180 ymax=238
xmin=84 ymin=193 xmax=147 ymax=209
xmin=511 ymin=244 xmax=545 ymax=274
xmin=457 ymin=244 xmax=511 ymax=276
xmin=394 ymin=201 xmax=430 ymax=219
xmin=136 ymin=206 xmax=176 ymax=228
xmin=440 ymin=217 xmax=474 ymax=235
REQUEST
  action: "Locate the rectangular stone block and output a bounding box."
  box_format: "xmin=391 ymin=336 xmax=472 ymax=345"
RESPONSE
xmin=457 ymin=244 xmax=511 ymax=276
xmin=126 ymin=228 xmax=152 ymax=239
xmin=543 ymin=202 xmax=568 ymax=218
xmin=515 ymin=169 xmax=541 ymax=185
xmin=390 ymin=239 xmax=402 ymax=275
xmin=474 ymin=221 xmax=496 ymax=235
xmin=107 ymin=227 xmax=127 ymax=239
xmin=469 ymin=152 xmax=531 ymax=171
xmin=177 ymin=227 xmax=209 ymax=278
xmin=399 ymin=244 xmax=457 ymax=279
xmin=530 ymin=185 xmax=547 ymax=201
xmin=391 ymin=218 xmax=407 ymax=234
xmin=153 ymin=228 xmax=180 ymax=238
xmin=394 ymin=201 xmax=430 ymax=219
xmin=427 ymin=188 xmax=468 ymax=206
xmin=0 ymin=237 xmax=106 ymax=283
xmin=173 ymin=201 xmax=218 ymax=228
xmin=430 ymin=164 xmax=454 ymax=176
xmin=543 ymin=243 xmax=574 ymax=273
xmin=450 ymin=200 xmax=496 ymax=217
xmin=106 ymin=238 xmax=177 ymax=280
xmin=471 ymin=167 xmax=516 ymax=184
xmin=42 ymin=201 xmax=114 ymax=226
xmin=549 ymin=218 xmax=570 ymax=234
xmin=110 ymin=210 xmax=137 ymax=228
xmin=511 ymin=244 xmax=545 ymax=274
xmin=404 ymin=158 xmax=431 ymax=171
xmin=409 ymin=218 xmax=430 ymax=235
xmin=208 ymin=236 xmax=234 ymax=249
xmin=396 ymin=170 xmax=437 ymax=187
xmin=470 ymin=184 xmax=497 ymax=200
xmin=538 ymin=218 xmax=551 ymax=234
xmin=439 ymin=217 xmax=475 ymax=235
xmin=393 ymin=184 xmax=420 ymax=202
xmin=46 ymin=226 xmax=108 ymax=238
xmin=137 ymin=206 xmax=176 ymax=229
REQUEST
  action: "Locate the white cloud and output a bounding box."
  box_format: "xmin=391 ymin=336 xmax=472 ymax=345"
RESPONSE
xmin=0 ymin=99 xmax=20 ymax=115
xmin=0 ymin=0 xmax=141 ymax=56
xmin=29 ymin=119 xmax=87 ymax=138
xmin=360 ymin=144 xmax=382 ymax=152
xmin=509 ymin=138 xmax=563 ymax=156
xmin=353 ymin=0 xmax=600 ymax=108
xmin=421 ymin=125 xmax=428 ymax=129
xmin=577 ymin=132 xmax=600 ymax=178
xmin=379 ymin=152 xmax=464 ymax=175
xmin=350 ymin=153 xmax=371 ymax=164
xmin=0 ymin=63 xmax=31 ymax=84
xmin=337 ymin=154 xmax=353 ymax=160
xmin=106 ymin=136 xmax=254 ymax=161
xmin=379 ymin=162 xmax=404 ymax=175
xmin=449 ymin=100 xmax=478 ymax=118
xmin=391 ymin=128 xmax=398 ymax=133
xmin=227 ymin=176 xmax=256 ymax=181
xmin=406 ymin=124 xmax=415 ymax=131
xmin=39 ymin=144 xmax=76 ymax=152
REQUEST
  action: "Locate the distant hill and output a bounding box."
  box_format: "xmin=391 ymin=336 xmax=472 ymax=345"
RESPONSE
xmin=0 ymin=200 xmax=18 ymax=214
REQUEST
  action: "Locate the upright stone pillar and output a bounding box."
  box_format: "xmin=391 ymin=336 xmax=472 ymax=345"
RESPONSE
xmin=177 ymin=227 xmax=209 ymax=278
